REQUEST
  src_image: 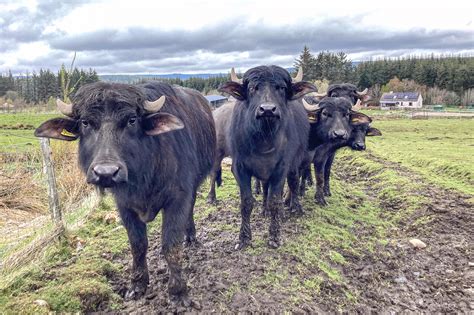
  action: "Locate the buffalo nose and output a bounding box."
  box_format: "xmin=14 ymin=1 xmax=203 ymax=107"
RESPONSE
xmin=259 ymin=104 xmax=277 ymax=114
xmin=93 ymin=164 xmax=120 ymax=180
xmin=333 ymin=130 xmax=348 ymax=139
xmin=353 ymin=142 xmax=366 ymax=150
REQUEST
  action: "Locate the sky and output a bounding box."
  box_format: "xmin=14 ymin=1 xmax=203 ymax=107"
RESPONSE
xmin=0 ymin=0 xmax=473 ymax=75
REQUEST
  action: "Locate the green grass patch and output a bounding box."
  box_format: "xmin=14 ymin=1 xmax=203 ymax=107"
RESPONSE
xmin=366 ymin=119 xmax=474 ymax=195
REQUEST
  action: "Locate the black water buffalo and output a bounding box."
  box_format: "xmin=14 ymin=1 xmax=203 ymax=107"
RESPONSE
xmin=219 ymin=65 xmax=316 ymax=249
xmin=35 ymin=81 xmax=216 ymax=305
xmin=299 ymin=96 xmax=377 ymax=205
xmin=299 ymin=83 xmax=379 ymax=199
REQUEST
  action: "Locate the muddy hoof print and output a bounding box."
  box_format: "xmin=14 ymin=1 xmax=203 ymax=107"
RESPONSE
xmin=267 ymin=238 xmax=281 ymax=249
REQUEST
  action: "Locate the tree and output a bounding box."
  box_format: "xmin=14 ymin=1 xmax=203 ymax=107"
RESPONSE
xmin=294 ymin=46 xmax=316 ymax=81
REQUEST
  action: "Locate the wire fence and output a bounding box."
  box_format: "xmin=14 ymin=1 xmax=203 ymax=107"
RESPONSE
xmin=0 ymin=123 xmax=96 ymax=270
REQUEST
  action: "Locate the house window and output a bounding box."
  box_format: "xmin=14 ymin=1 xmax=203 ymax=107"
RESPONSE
xmin=409 ymin=102 xmax=413 ymax=106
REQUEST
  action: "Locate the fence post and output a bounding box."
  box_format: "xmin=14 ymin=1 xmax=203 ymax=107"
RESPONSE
xmin=39 ymin=138 xmax=62 ymax=224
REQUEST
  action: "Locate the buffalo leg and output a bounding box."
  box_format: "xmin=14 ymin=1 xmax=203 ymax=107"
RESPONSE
xmin=287 ymin=168 xmax=303 ymax=216
xmin=261 ymin=180 xmax=270 ymax=217
xmin=184 ymin=191 xmax=198 ymax=246
xmin=162 ymin=197 xmax=192 ymax=306
xmin=207 ymin=151 xmax=225 ymax=204
xmin=233 ymin=163 xmax=254 ymax=250
xmin=313 ymin=155 xmax=328 ymax=206
xmin=120 ymin=208 xmax=149 ymax=300
xmin=324 ymin=151 xmax=336 ymax=196
xmin=267 ymin=168 xmax=285 ymax=248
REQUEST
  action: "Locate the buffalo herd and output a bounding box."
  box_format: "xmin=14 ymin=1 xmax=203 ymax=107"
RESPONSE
xmin=35 ymin=65 xmax=381 ymax=305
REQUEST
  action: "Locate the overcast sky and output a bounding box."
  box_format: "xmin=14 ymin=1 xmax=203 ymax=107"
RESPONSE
xmin=1 ymin=0 xmax=473 ymax=74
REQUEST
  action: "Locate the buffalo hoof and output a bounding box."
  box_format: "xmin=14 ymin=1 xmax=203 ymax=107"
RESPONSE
xmin=125 ymin=282 xmax=148 ymax=300
xmin=315 ymin=195 xmax=328 ymax=206
xmin=206 ymin=196 xmax=217 ymax=205
xmin=169 ymin=292 xmax=192 ymax=309
xmin=323 ymin=188 xmax=331 ymax=196
xmin=289 ymin=205 xmax=304 ymax=217
xmin=267 ymin=238 xmax=281 ymax=249
xmin=184 ymin=236 xmax=201 ymax=248
xmin=235 ymin=239 xmax=251 ymax=250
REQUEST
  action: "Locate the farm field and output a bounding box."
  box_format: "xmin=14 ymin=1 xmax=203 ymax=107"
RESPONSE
xmin=0 ymin=116 xmax=473 ymax=313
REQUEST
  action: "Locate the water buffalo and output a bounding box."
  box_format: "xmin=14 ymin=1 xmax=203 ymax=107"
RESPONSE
xmin=219 ymin=65 xmax=316 ymax=249
xmin=300 ymin=97 xmax=376 ymax=205
xmin=207 ymin=67 xmax=304 ymax=204
xmin=35 ymin=81 xmax=216 ymax=306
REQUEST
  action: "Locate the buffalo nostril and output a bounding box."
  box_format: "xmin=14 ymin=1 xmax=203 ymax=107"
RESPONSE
xmin=93 ymin=164 xmax=120 ymax=178
xmin=271 ymin=107 xmax=276 ymax=113
xmin=259 ymin=106 xmax=265 ymax=113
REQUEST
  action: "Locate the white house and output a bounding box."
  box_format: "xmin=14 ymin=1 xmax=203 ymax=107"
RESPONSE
xmin=380 ymin=91 xmax=423 ymax=110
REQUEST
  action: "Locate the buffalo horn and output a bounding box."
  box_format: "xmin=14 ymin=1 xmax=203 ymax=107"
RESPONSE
xmin=57 ymin=98 xmax=74 ymax=117
xmin=292 ymin=66 xmax=303 ymax=83
xmin=302 ymin=98 xmax=320 ymax=112
xmin=230 ymin=68 xmax=243 ymax=84
xmin=144 ymin=95 xmax=166 ymax=112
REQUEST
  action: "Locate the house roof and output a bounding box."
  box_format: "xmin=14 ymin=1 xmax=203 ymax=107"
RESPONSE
xmin=380 ymin=92 xmax=420 ymax=102
xmin=205 ymin=95 xmax=228 ymax=102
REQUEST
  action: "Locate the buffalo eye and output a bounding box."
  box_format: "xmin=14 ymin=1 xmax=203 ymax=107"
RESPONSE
xmin=128 ymin=116 xmax=137 ymax=126
xmin=81 ymin=120 xmax=89 ymax=127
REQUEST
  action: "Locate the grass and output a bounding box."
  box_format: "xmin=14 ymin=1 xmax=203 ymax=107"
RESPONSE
xmin=0 ymin=113 xmax=57 ymax=152
xmin=0 ymin=117 xmax=472 ymax=312
xmin=365 ymin=119 xmax=474 ymax=195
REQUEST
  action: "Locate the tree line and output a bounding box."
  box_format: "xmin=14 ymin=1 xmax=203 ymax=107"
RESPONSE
xmin=293 ymin=46 xmax=473 ymax=105
xmin=1 ymin=48 xmax=472 ymax=107
xmin=0 ymin=66 xmax=99 ymax=105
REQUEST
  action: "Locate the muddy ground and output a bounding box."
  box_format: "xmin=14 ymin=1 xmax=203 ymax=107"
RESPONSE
xmin=107 ymin=155 xmax=473 ymax=313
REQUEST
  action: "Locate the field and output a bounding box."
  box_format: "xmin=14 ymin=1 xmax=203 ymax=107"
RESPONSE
xmin=0 ymin=114 xmax=473 ymax=313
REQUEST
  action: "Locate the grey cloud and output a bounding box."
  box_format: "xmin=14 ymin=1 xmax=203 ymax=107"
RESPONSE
xmin=0 ymin=0 xmax=90 ymax=51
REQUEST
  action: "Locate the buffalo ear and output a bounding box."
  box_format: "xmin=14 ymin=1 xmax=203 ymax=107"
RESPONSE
xmin=144 ymin=113 xmax=184 ymax=136
xmin=291 ymin=82 xmax=318 ymax=100
xmin=350 ymin=112 xmax=372 ymax=125
xmin=34 ymin=118 xmax=79 ymax=141
xmin=218 ymin=81 xmax=245 ymax=101
xmin=366 ymin=127 xmax=382 ymax=136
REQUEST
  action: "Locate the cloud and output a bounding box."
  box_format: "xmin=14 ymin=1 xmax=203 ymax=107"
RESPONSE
xmin=0 ymin=0 xmax=89 ymax=52
xmin=2 ymin=3 xmax=473 ymax=74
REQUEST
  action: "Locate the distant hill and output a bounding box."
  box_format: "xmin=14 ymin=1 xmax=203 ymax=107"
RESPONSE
xmin=100 ymin=73 xmax=228 ymax=83
xmin=99 ymin=67 xmax=304 ymax=83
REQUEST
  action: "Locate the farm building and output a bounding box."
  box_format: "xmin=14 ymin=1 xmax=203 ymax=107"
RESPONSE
xmin=380 ymin=91 xmax=423 ymax=110
xmin=205 ymin=95 xmax=228 ymax=108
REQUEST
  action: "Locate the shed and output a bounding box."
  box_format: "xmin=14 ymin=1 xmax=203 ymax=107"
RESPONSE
xmin=205 ymin=95 xmax=228 ymax=109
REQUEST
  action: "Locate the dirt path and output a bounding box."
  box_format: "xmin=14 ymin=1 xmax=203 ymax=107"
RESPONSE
xmin=106 ymin=154 xmax=473 ymax=313
xmin=337 ymin=153 xmax=473 ymax=313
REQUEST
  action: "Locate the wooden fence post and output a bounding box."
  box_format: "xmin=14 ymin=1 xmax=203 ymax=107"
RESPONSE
xmin=39 ymin=138 xmax=62 ymax=224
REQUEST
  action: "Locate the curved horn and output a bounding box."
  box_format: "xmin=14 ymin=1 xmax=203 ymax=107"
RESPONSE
xmin=57 ymin=98 xmax=74 ymax=117
xmin=314 ymin=92 xmax=327 ymax=98
xmin=352 ymin=99 xmax=363 ymax=110
xmin=144 ymin=95 xmax=166 ymax=113
xmin=230 ymin=68 xmax=243 ymax=84
xmin=302 ymin=98 xmax=320 ymax=112
xmin=357 ymin=88 xmax=368 ymax=96
xmin=292 ymin=66 xmax=303 ymax=83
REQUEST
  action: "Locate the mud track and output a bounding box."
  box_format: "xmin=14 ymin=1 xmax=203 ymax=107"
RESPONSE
xmin=107 ymin=153 xmax=473 ymax=313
